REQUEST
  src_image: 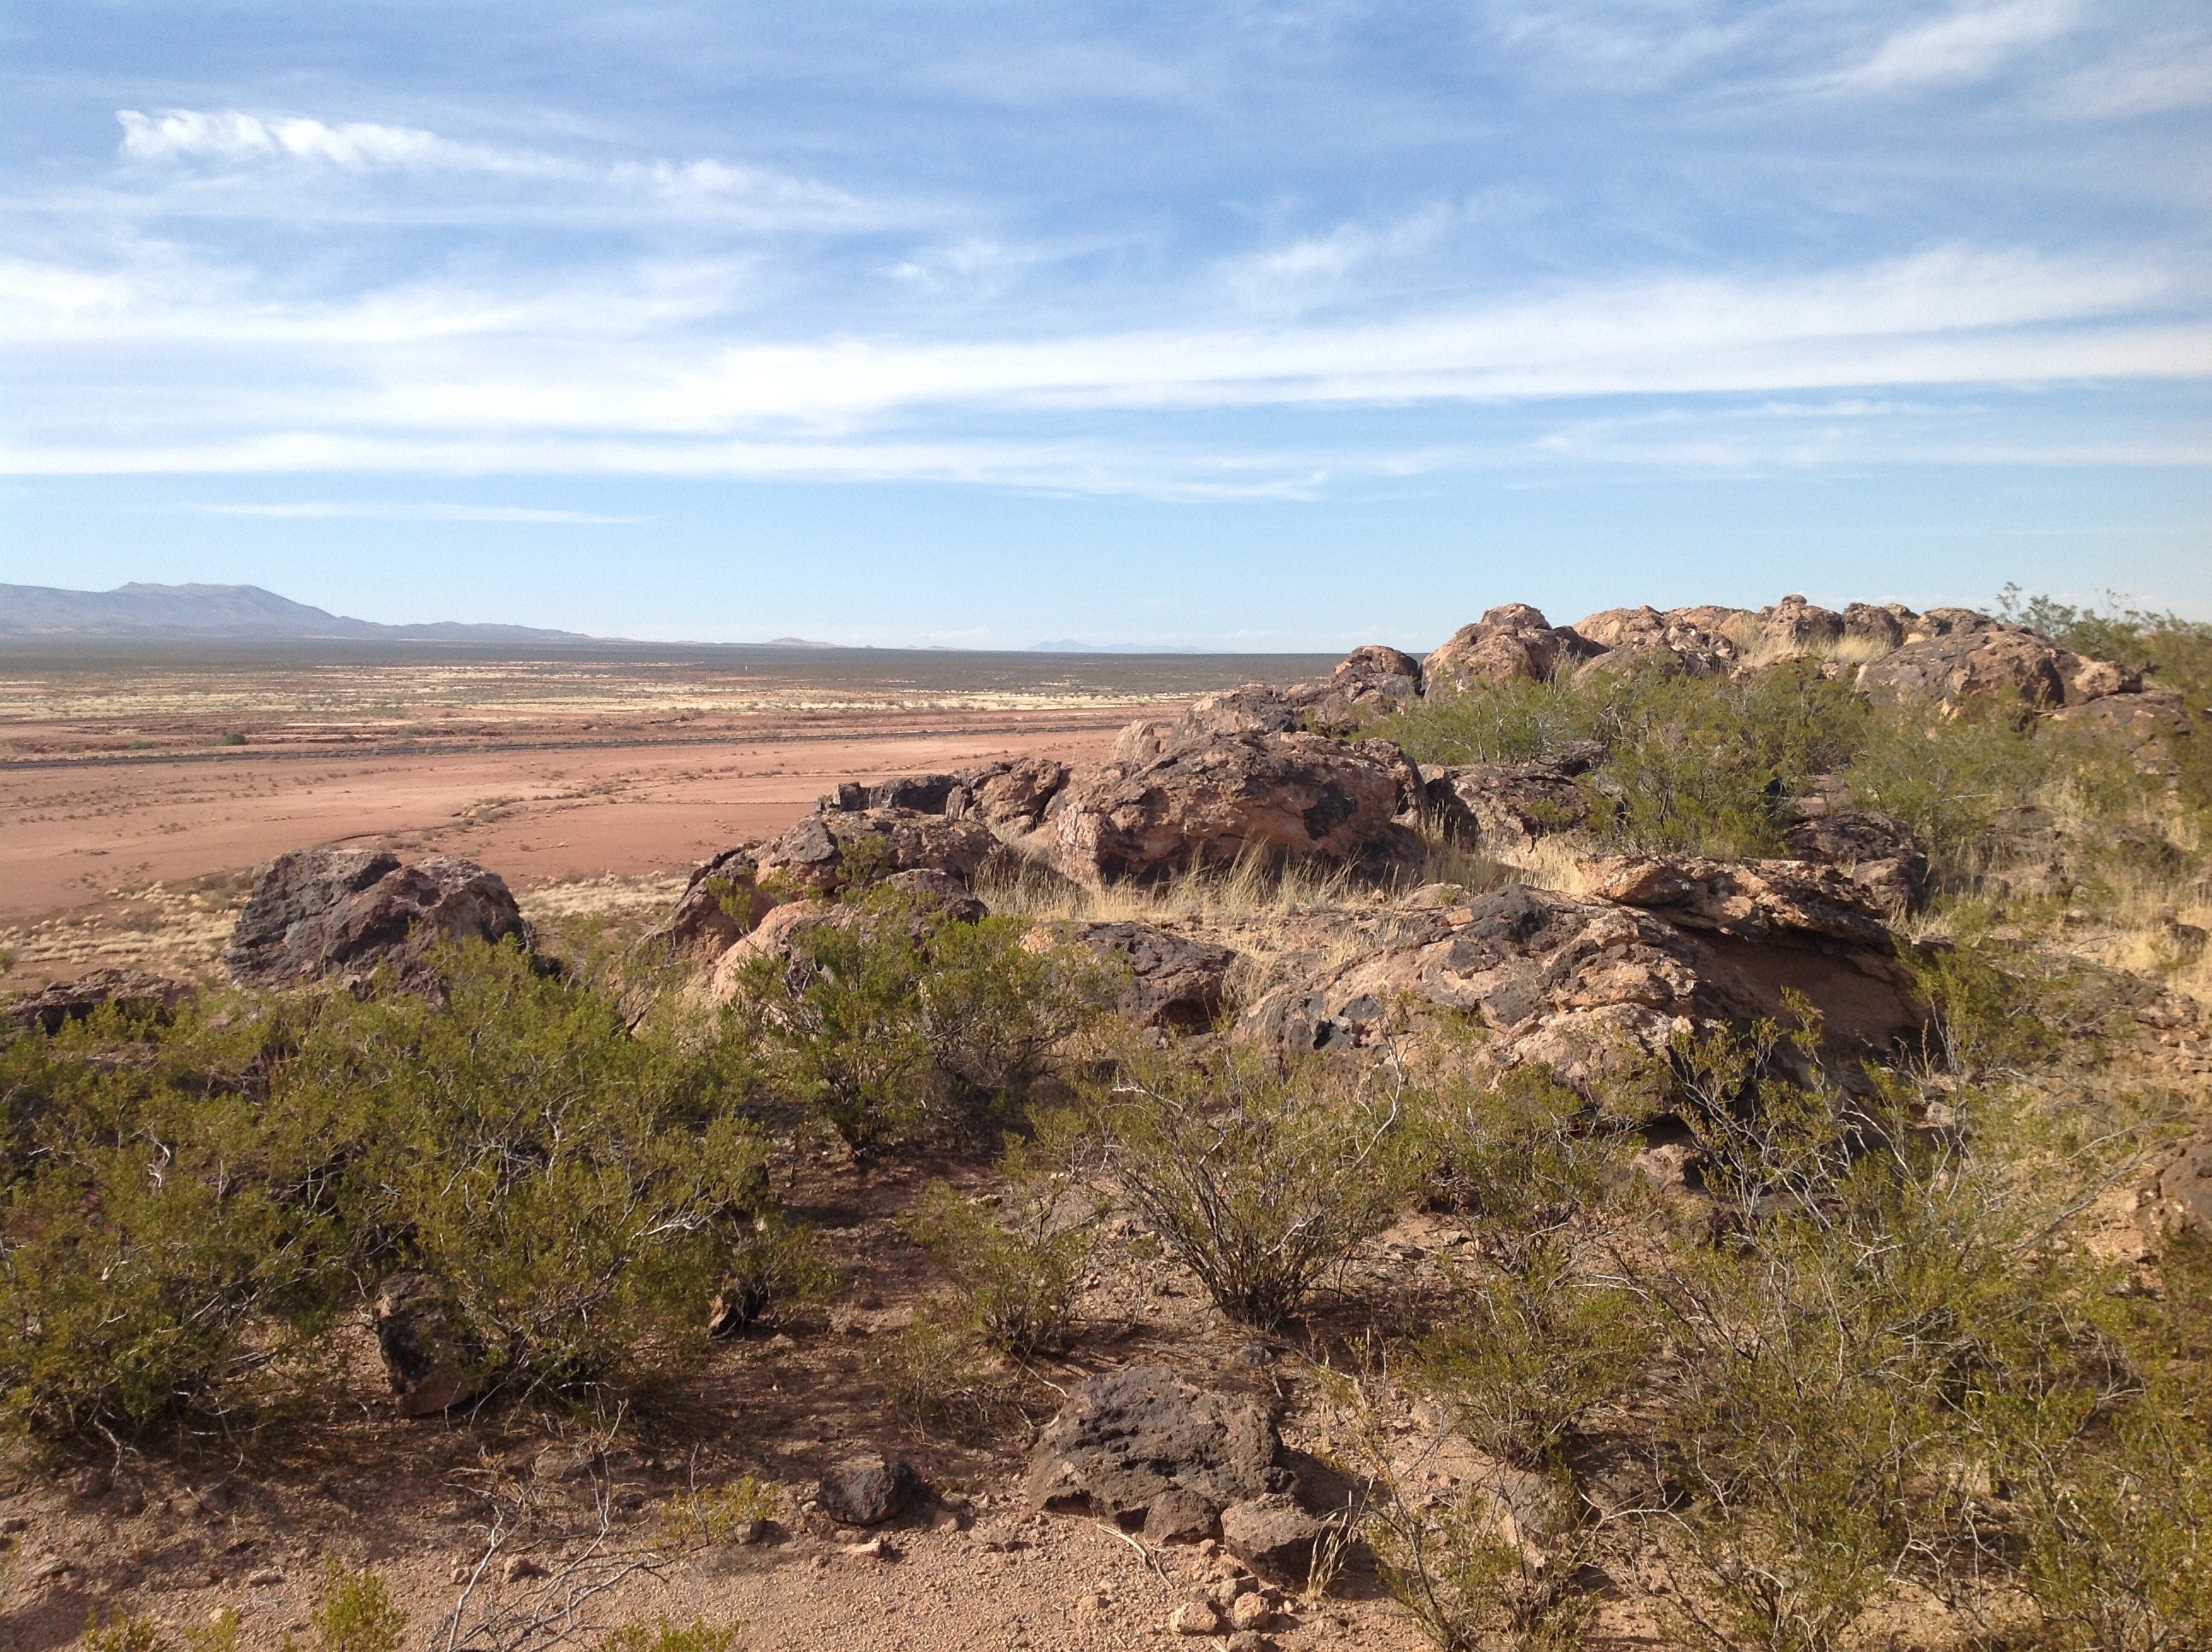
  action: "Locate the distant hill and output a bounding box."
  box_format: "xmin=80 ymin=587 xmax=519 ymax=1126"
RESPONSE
xmin=0 ymin=582 xmax=594 ymax=643
xmin=762 ymin=636 xmax=843 ymax=648
xmin=1030 ymin=639 xmax=1206 ymax=654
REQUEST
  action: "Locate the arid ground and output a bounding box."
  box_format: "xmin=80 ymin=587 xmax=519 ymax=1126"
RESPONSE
xmin=0 ymin=643 xmax=1333 ymax=992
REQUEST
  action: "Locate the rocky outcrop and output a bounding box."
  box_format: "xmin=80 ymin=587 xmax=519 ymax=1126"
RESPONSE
xmin=1569 ymin=605 xmax=1743 ymax=683
xmin=1857 ymin=625 xmax=2140 ymax=713
xmin=1241 ymin=867 xmax=1923 ymax=1089
xmin=226 ymin=846 xmax=533 ymax=991
xmin=961 ymin=756 xmax=1072 ymax=835
xmin=647 ymin=846 xmax=771 ymax=961
xmin=1027 ymin=1366 xmax=1291 ymax=1544
xmin=752 ymin=806 xmax=1004 ymax=899
xmin=2050 ymin=689 xmax=2194 ymax=771
xmin=371 ymin=1271 xmax=489 ymax=1418
xmin=8 ymin=969 xmax=190 ymax=1033
xmin=1748 ymin=595 xmax=1845 ymax=656
xmin=1423 ymin=744 xmax=1604 ymax=852
xmin=1291 ymin=645 xmax=1426 ymax=733
xmin=1423 ymin=605 xmax=1598 ymax=698
xmin=1779 ymin=806 xmax=1929 ymax=911
xmin=1051 ymin=731 xmax=1412 ymax=886
xmin=1022 ymin=920 xmax=1237 ymax=1031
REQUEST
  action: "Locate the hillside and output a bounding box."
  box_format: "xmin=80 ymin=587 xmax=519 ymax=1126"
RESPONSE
xmin=0 ymin=581 xmax=592 ymax=643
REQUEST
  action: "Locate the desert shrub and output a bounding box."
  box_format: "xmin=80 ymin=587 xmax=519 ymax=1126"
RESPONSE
xmin=303 ymin=1556 xmax=405 ymax=1652
xmin=282 ymin=940 xmax=773 ymax=1401
xmin=597 ymin=1620 xmax=741 ymax=1652
xmin=1075 ymin=1042 xmax=1416 ymax=1328
xmin=708 ymin=1213 xmax=838 ymax=1335
xmin=0 ymin=1009 xmax=342 ymax=1440
xmin=870 ymin=1310 xmax=1024 ymax=1433
xmin=730 ymin=894 xmax=1113 ymax=1148
xmin=899 ymin=1157 xmax=1097 ymax=1355
xmin=660 ymin=1475 xmax=778 ymax=1547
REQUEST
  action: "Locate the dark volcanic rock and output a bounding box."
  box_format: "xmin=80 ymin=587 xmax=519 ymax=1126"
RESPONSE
xmin=647 ymin=846 xmax=770 ymax=962
xmin=9 ymin=968 xmax=189 ymax=1033
xmin=1424 ymin=745 xmax=1603 ymax=852
xmin=1028 ymin=1367 xmax=1290 ymax=1543
xmin=1242 ymin=866 xmax=1922 ymax=1089
xmin=1051 ymin=732 xmax=1409 ymax=886
xmin=372 ymin=1272 xmax=489 ymax=1418
xmin=818 ymin=1453 xmax=919 ymax=1526
xmin=1781 ymin=808 xmax=1930 ymax=911
xmin=1023 ymin=919 xmax=1237 ymax=1031
xmin=1220 ymin=1497 xmax=1325 ymax=1583
xmin=226 ymin=846 xmax=533 ymax=991
xmin=752 ymin=806 xmax=1004 ymax=899
xmin=1857 ymin=625 xmax=2140 ymax=713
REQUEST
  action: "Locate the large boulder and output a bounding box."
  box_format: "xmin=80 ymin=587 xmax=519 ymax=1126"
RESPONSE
xmin=1857 ymin=625 xmax=2139 ymax=713
xmin=818 ymin=1453 xmax=919 ymax=1526
xmin=9 ymin=969 xmax=190 ymax=1034
xmin=1569 ymin=606 xmax=1741 ymax=683
xmin=1292 ymin=645 xmax=1426 ymax=733
xmin=707 ymin=872 xmax=987 ymax=1002
xmin=1022 ymin=920 xmax=1237 ymax=1031
xmin=1241 ymin=867 xmax=1923 ymax=1089
xmin=752 ymin=806 xmax=1004 ymax=899
xmin=1051 ymin=732 xmax=1410 ymax=886
xmin=371 ymin=1271 xmax=489 ymax=1418
xmin=1748 ymin=594 xmax=1845 ymax=657
xmin=225 ymin=846 xmax=533 ymax=991
xmin=960 ymin=756 xmax=1072 ymax=834
xmin=1423 ymin=605 xmax=1598 ymax=698
xmin=1423 ymin=744 xmax=1603 ymax=852
xmin=2049 ymin=689 xmax=2194 ymax=772
xmin=1841 ymin=602 xmax=1913 ymax=654
xmin=1027 ymin=1366 xmax=1291 ymax=1543
xmin=646 ymin=846 xmax=771 ymax=961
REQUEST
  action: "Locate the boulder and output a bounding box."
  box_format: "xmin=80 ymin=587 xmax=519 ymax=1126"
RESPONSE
xmin=1334 ymin=643 xmax=1423 ymax=698
xmin=1220 ymin=1496 xmax=1325 ymax=1584
xmin=371 ymin=1272 xmax=489 ymax=1418
xmin=1022 ymin=920 xmax=1237 ymax=1031
xmin=818 ymin=1454 xmax=919 ymax=1526
xmin=226 ymin=846 xmax=533 ymax=991
xmin=647 ymin=846 xmax=771 ymax=961
xmin=1841 ymin=602 xmax=1912 ymax=654
xmin=8 ymin=968 xmax=190 ymax=1034
xmin=1423 ymin=606 xmax=1598 ymax=698
xmin=1569 ymin=606 xmax=1740 ymax=683
xmin=1027 ymin=1366 xmax=1291 ymax=1542
xmin=1424 ymin=745 xmax=1602 ymax=852
xmin=1051 ymin=733 xmax=1409 ymax=886
xmin=1857 ymin=627 xmax=2078 ymax=712
xmin=1749 ymin=595 xmax=1845 ymax=657
xmin=752 ymin=806 xmax=1004 ymax=899
xmin=1241 ymin=870 xmax=1922 ymax=1089
xmin=1780 ymin=808 xmax=1929 ymax=911
xmin=962 ymin=757 xmax=1072 ymax=834
xmin=2050 ymin=689 xmax=2193 ymax=771
xmin=2149 ymin=1132 xmax=2212 ymax=1239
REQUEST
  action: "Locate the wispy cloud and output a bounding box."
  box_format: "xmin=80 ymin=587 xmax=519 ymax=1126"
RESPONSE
xmin=179 ymin=501 xmax=648 ymax=523
xmin=1833 ymin=1 xmax=2082 ymax=93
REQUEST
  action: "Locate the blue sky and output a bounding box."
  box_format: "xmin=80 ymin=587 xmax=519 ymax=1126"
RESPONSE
xmin=2 ymin=1 xmax=2208 ymax=648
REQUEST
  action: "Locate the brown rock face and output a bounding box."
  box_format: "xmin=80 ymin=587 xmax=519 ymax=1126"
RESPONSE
xmin=752 ymin=806 xmax=1004 ymax=899
xmin=1242 ymin=869 xmax=1922 ymax=1087
xmin=1841 ymin=602 xmax=1912 ymax=652
xmin=226 ymin=846 xmax=533 ymax=991
xmin=1051 ymin=732 xmax=1408 ymax=886
xmin=1424 ymin=744 xmax=1603 ymax=852
xmin=1751 ymin=594 xmax=1846 ymax=656
xmin=963 ymin=756 xmax=1072 ymax=834
xmin=2151 ymin=1133 xmax=2212 ymax=1237
xmin=8 ymin=968 xmax=190 ymax=1033
xmin=1855 ymin=627 xmax=2128 ymax=713
xmin=1569 ymin=605 xmax=1743 ymax=683
xmin=1423 ymin=605 xmax=1598 ymax=697
xmin=648 ymin=846 xmax=770 ymax=961
xmin=1022 ymin=920 xmax=1237 ymax=1031
xmin=2049 ymin=689 xmax=2193 ymax=771
xmin=1779 ymin=809 xmax=1930 ymax=912
xmin=1027 ymin=1367 xmax=1290 ymax=1543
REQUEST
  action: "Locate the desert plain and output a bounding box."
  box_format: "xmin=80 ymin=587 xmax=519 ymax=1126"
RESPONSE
xmin=0 ymin=642 xmax=1332 ymax=992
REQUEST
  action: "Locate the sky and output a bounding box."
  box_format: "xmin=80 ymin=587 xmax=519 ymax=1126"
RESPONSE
xmin=2 ymin=0 xmax=2208 ymax=649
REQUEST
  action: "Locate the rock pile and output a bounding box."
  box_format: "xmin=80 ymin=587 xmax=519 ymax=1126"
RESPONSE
xmin=8 ymin=968 xmax=190 ymax=1033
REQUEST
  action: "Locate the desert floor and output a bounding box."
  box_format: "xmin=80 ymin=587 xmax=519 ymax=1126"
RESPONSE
xmin=0 ymin=643 xmax=1332 ymax=992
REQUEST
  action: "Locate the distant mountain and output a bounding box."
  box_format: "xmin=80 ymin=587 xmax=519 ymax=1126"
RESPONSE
xmin=1029 ymin=639 xmax=1207 ymax=654
xmin=761 ymin=636 xmax=844 ymax=648
xmin=0 ymin=582 xmax=593 ymax=643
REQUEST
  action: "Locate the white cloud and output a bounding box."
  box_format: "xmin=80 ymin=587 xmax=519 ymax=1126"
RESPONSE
xmin=1837 ymin=1 xmax=2081 ymax=92
xmin=119 ymin=109 xmax=524 ymax=172
xmin=1222 ymin=206 xmax=1453 ymax=302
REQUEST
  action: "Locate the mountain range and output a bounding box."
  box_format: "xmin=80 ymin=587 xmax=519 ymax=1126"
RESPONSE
xmin=0 ymin=582 xmax=593 ymax=642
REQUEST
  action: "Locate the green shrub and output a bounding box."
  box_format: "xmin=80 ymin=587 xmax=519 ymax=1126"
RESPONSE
xmin=303 ymin=1556 xmax=405 ymax=1652
xmin=870 ymin=1310 xmax=1022 ymax=1434
xmin=899 ymin=1161 xmax=1097 ymax=1355
xmin=285 ymin=940 xmax=771 ymax=1400
xmin=597 ymin=1620 xmax=742 ymax=1652
xmin=0 ymin=1010 xmax=341 ymax=1440
xmin=709 ymin=1213 xmax=838 ymax=1335
xmin=1077 ymin=1043 xmax=1416 ymax=1328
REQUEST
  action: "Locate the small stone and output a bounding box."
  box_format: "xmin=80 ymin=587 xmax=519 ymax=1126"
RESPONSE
xmin=114 ymin=1489 xmax=146 ymax=1517
xmin=1226 ymin=1632 xmax=1273 ymax=1652
xmin=67 ymin=1467 xmax=113 ymax=1501
xmin=247 ymin=1568 xmax=285 ymax=1587
xmin=31 ymin=1556 xmax=68 ymax=1580
xmin=0 ymin=1515 xmax=28 ymax=1533
xmin=532 ymin=1444 xmax=601 ymax=1482
xmin=1172 ymin=1601 xmax=1223 ymax=1637
xmin=501 ymin=1556 xmax=548 ymax=1583
xmin=841 ymin=1535 xmax=892 ymax=1560
xmin=1230 ymin=1591 xmax=1275 ymax=1631
xmin=1075 ymin=1591 xmax=1109 ymax=1613
xmin=818 ymin=1454 xmax=918 ymax=1526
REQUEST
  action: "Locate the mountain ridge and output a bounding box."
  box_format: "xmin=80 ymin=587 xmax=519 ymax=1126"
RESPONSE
xmin=0 ymin=581 xmax=595 ymax=642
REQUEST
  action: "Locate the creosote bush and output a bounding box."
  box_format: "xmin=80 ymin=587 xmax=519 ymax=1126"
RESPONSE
xmin=899 ymin=1149 xmax=1097 ymax=1355
xmin=1072 ymin=1040 xmax=1417 ymax=1328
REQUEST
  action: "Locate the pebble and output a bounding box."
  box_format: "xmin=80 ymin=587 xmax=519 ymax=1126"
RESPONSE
xmin=0 ymin=1515 xmax=28 ymax=1534
xmin=31 ymin=1556 xmax=69 ymax=1580
xmin=502 ymin=1556 xmax=549 ymax=1583
xmin=1229 ymin=1591 xmax=1275 ymax=1631
xmin=1225 ymin=1632 xmax=1273 ymax=1652
xmin=246 ymin=1568 xmax=285 ymax=1587
xmin=841 ymin=1535 xmax=893 ymax=1561
xmin=1171 ymin=1601 xmax=1222 ymax=1636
